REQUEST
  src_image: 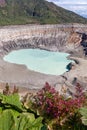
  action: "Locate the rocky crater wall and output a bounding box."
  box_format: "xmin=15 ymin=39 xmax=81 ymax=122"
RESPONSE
xmin=0 ymin=24 xmax=86 ymax=57
xmin=0 ymin=24 xmax=87 ymax=90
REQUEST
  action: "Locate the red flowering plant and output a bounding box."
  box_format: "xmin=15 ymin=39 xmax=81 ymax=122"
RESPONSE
xmin=73 ymin=83 xmax=86 ymax=108
xmin=31 ymin=82 xmax=86 ymax=128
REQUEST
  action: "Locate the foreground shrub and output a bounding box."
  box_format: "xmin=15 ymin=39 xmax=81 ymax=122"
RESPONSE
xmin=0 ymin=109 xmax=44 ymax=130
xmin=0 ymin=93 xmax=47 ymax=130
xmin=80 ymin=107 xmax=87 ymax=126
xmin=31 ymin=82 xmax=87 ymax=130
xmin=32 ymin=82 xmax=85 ymax=118
xmin=0 ymin=82 xmax=87 ymax=130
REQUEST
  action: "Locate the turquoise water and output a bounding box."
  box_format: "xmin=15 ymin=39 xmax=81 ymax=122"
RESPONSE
xmin=4 ymin=49 xmax=72 ymax=75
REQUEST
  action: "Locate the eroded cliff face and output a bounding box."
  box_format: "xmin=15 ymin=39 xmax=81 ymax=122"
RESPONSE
xmin=0 ymin=24 xmax=86 ymax=57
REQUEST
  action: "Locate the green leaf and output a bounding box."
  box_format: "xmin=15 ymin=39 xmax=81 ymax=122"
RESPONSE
xmin=80 ymin=107 xmax=87 ymax=117
xmin=81 ymin=117 xmax=87 ymax=126
xmin=80 ymin=107 xmax=87 ymax=126
xmin=0 ymin=107 xmax=2 ymax=113
xmin=0 ymin=109 xmax=45 ymax=130
xmin=0 ymin=109 xmax=16 ymax=130
xmin=17 ymin=113 xmax=44 ymax=130
xmin=0 ymin=93 xmax=23 ymax=111
xmin=41 ymin=125 xmax=47 ymax=130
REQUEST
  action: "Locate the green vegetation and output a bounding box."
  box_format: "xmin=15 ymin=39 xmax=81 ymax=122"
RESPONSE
xmin=80 ymin=107 xmax=87 ymax=126
xmin=0 ymin=110 xmax=44 ymax=130
xmin=0 ymin=91 xmax=46 ymax=130
xmin=0 ymin=82 xmax=87 ymax=130
xmin=0 ymin=0 xmax=87 ymax=25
